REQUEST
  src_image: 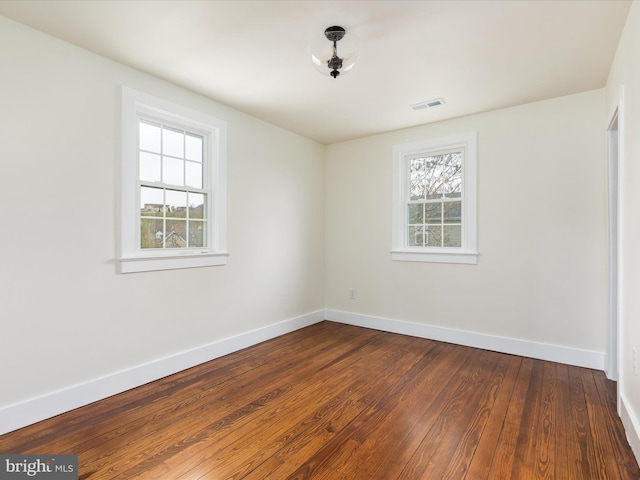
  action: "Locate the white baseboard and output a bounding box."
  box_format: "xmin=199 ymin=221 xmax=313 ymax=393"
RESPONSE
xmin=0 ymin=310 xmax=325 ymax=436
xmin=325 ymin=309 xmax=605 ymax=370
xmin=620 ymin=393 xmax=640 ymax=465
xmin=0 ymin=309 xmax=608 ymax=437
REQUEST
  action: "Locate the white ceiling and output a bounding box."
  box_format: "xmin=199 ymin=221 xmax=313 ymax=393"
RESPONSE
xmin=0 ymin=0 xmax=632 ymax=144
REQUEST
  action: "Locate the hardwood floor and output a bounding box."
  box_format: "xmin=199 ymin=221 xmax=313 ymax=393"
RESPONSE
xmin=0 ymin=321 xmax=638 ymax=479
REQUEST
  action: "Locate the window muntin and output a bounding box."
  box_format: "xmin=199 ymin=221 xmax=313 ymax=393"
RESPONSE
xmin=391 ymin=132 xmax=477 ymax=264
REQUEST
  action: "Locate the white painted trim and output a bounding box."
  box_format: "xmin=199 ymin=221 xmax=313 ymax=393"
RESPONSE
xmin=325 ymin=309 xmax=604 ymax=370
xmin=390 ymin=250 xmax=478 ymax=264
xmin=604 ymin=84 xmax=625 ymax=385
xmin=605 ymin=120 xmax=618 ymax=381
xmin=620 ymin=392 xmax=640 ymax=466
xmin=119 ymin=251 xmax=230 ymax=273
xmin=0 ymin=310 xmax=325 ymax=436
xmin=615 ymin=85 xmax=625 ymax=411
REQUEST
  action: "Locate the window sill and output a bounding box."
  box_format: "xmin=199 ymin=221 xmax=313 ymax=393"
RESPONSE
xmin=119 ymin=251 xmax=229 ymax=273
xmin=391 ymin=249 xmax=478 ymax=265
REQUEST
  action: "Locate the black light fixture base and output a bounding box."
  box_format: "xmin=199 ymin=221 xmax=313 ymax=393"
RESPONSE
xmin=324 ymin=26 xmax=346 ymax=43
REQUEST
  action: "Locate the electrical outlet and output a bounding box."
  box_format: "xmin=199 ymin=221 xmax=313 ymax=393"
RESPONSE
xmin=349 ymin=289 xmax=356 ymax=300
xmin=634 ymin=347 xmax=638 ymax=376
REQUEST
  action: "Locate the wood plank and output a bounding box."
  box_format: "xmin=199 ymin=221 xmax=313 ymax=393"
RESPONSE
xmin=510 ymin=358 xmax=545 ymax=479
xmin=531 ymin=360 xmax=557 ymax=479
xmin=554 ymin=362 xmax=572 ymax=478
xmin=484 ymin=356 xmax=533 ymax=479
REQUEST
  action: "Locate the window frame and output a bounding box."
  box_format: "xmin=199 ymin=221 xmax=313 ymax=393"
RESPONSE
xmin=120 ymin=86 xmax=228 ymax=273
xmin=391 ymin=131 xmax=478 ymax=264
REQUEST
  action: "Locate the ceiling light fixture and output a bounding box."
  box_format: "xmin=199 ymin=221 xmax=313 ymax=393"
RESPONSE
xmin=310 ymin=26 xmax=359 ymax=79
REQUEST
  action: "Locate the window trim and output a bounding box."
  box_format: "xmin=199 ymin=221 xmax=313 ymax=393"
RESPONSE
xmin=391 ymin=131 xmax=478 ymax=264
xmin=120 ymin=86 xmax=228 ymax=273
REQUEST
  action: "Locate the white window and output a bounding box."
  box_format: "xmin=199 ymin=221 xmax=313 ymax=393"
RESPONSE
xmin=120 ymin=87 xmax=228 ymax=273
xmin=392 ymin=132 xmax=478 ymax=264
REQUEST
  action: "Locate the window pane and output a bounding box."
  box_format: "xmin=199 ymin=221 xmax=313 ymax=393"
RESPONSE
xmin=425 ymin=203 xmax=442 ymax=224
xmin=407 ymin=204 xmax=423 ymax=225
xmin=141 ymin=218 xmax=164 ymax=249
xmin=189 ymin=193 xmax=205 ymax=219
xmin=166 ymin=189 xmax=187 ymax=217
xmin=189 ymin=220 xmax=205 ymax=247
xmin=408 ymin=225 xmax=424 ymax=246
xmin=185 ymin=134 xmax=203 ymax=162
xmin=139 ymin=122 xmax=161 ymax=153
xmin=185 ymin=161 xmax=203 ymax=189
xmin=444 ymin=173 xmax=462 ymax=198
xmin=424 ymin=156 xmax=444 ymax=200
xmin=139 ymin=152 xmax=161 ymax=182
xmin=140 ymin=186 xmax=164 ymax=214
xmin=163 ymin=157 xmax=184 ymax=186
xmin=409 ymin=158 xmax=426 ymax=201
xmin=441 ymin=153 xmax=462 ymax=198
xmin=165 ymin=219 xmax=187 ymax=248
xmin=424 ymin=152 xmax=462 ymax=199
xmin=444 ymin=225 xmax=462 ymax=247
xmin=426 ymin=225 xmax=442 ymax=247
xmin=163 ymin=127 xmax=184 ymax=158
xmin=443 ymin=201 xmax=462 ymax=224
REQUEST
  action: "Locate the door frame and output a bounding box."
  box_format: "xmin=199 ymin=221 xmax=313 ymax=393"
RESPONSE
xmin=606 ymin=85 xmax=624 ymax=407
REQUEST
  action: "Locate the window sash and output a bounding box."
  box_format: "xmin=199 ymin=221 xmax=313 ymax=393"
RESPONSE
xmin=404 ymin=148 xmax=465 ymax=249
xmin=136 ymin=115 xmax=210 ymax=251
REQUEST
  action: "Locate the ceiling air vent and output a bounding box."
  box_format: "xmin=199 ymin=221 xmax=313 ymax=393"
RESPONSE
xmin=410 ymin=98 xmax=445 ymax=111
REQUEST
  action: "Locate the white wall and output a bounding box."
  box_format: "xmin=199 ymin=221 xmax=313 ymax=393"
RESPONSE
xmin=325 ymin=90 xmax=608 ymax=357
xmin=0 ymin=17 xmax=325 ymax=410
xmin=606 ymin=1 xmax=640 ymax=459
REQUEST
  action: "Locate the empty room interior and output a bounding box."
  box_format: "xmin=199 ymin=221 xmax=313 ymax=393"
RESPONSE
xmin=2 ymin=0 xmax=640 ymax=478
